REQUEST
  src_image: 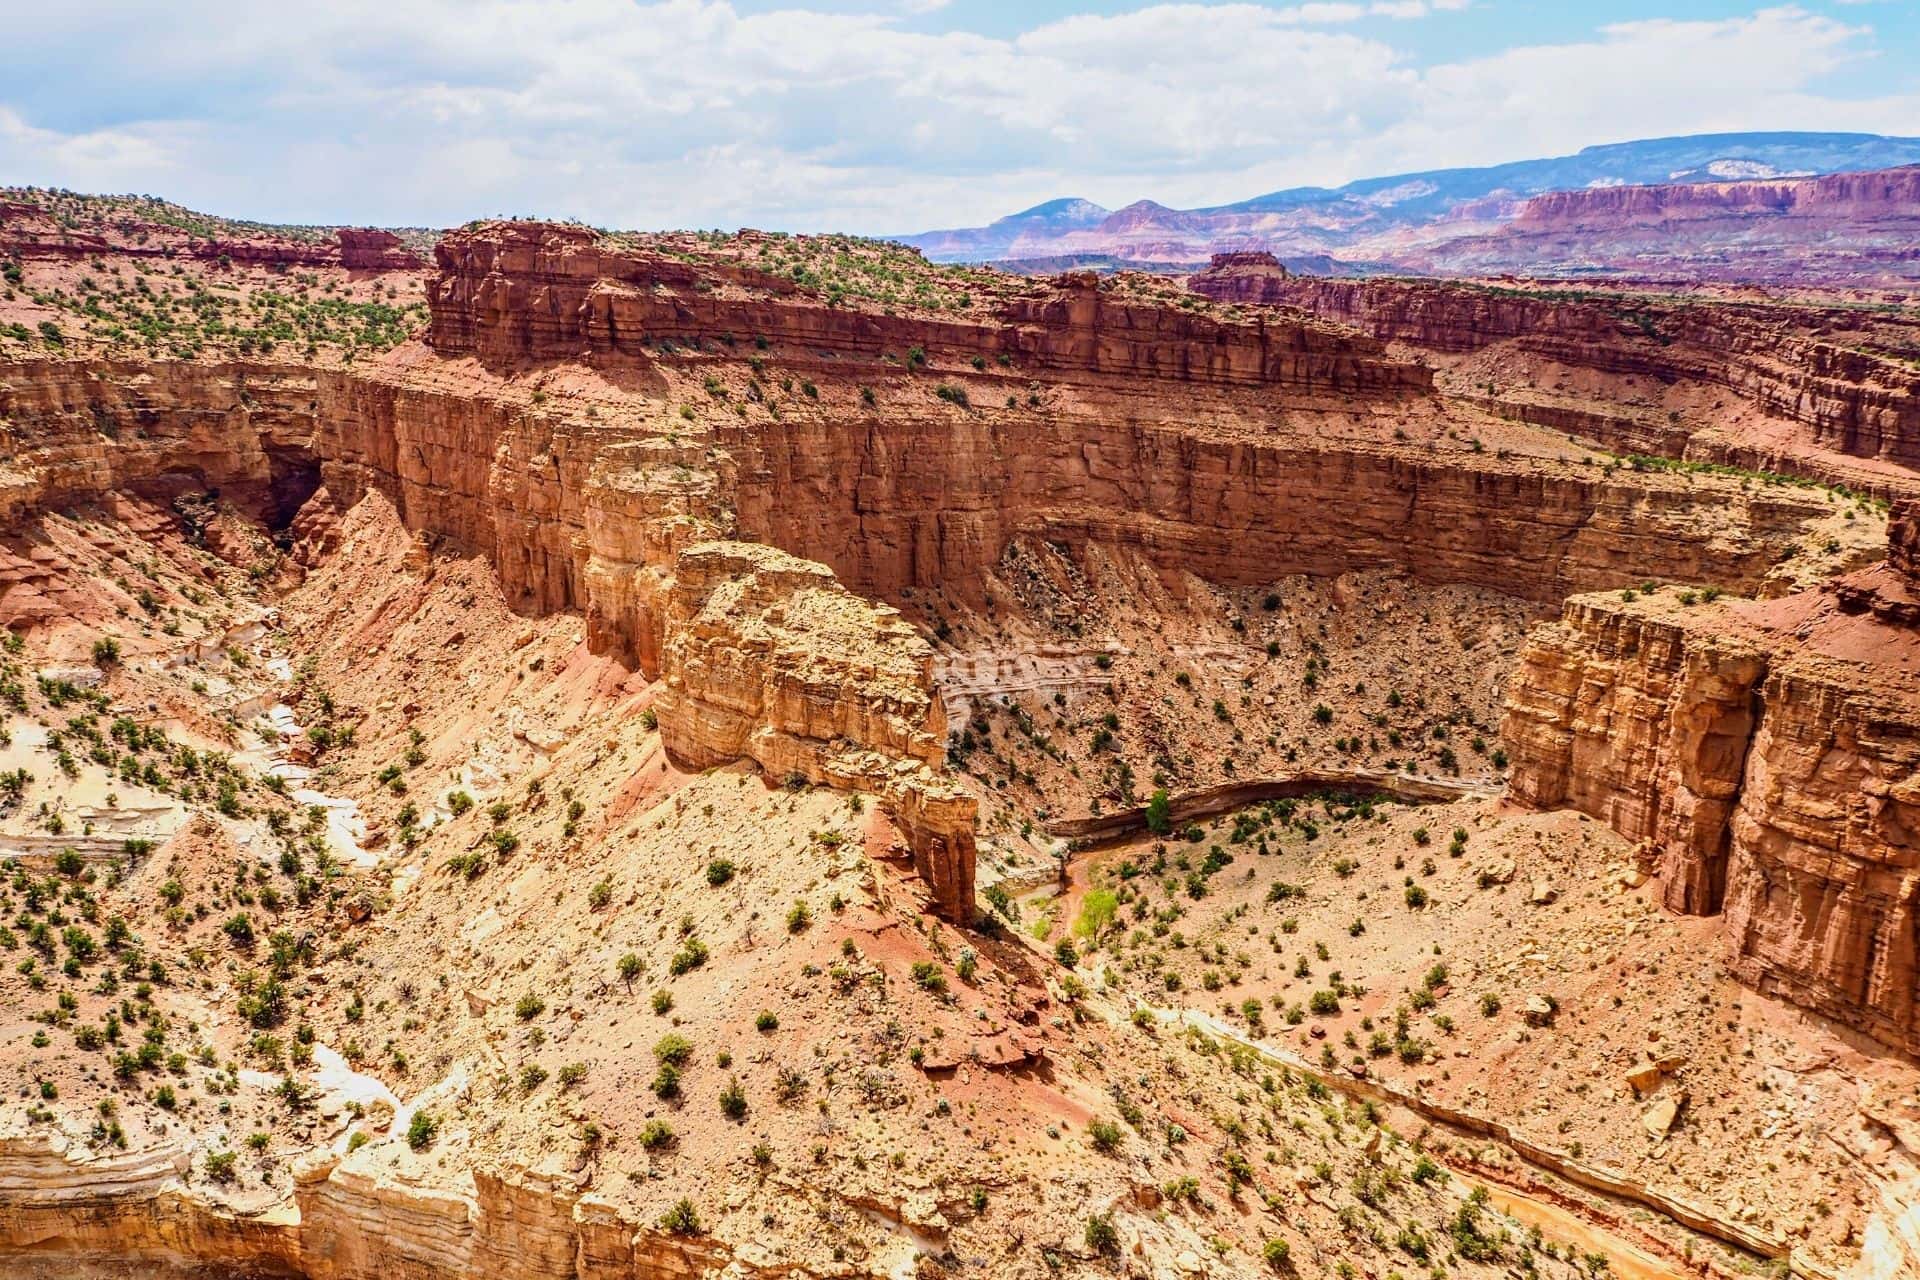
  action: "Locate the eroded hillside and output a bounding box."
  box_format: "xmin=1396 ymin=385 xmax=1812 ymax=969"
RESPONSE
xmin=0 ymin=202 xmax=1915 ymax=1280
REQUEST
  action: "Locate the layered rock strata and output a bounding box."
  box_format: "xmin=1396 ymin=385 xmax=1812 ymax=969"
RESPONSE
xmin=0 ymin=358 xmax=322 ymax=526
xmin=1503 ymin=503 xmax=1920 ymax=1055
xmin=0 ymin=199 xmax=423 ymax=273
xmin=1190 ymin=258 xmax=1920 ymax=492
xmin=653 ymin=540 xmax=975 ymax=919
xmin=0 ymin=1129 xmax=728 ymax=1280
xmin=428 ymin=224 xmax=1428 ymax=394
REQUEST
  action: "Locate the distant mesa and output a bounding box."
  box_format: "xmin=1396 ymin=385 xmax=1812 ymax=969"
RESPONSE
xmin=900 ymin=130 xmax=1920 ymax=285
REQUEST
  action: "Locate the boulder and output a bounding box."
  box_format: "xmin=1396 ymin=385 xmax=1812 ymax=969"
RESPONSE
xmin=1623 ymin=1061 xmax=1663 ymax=1094
xmin=1642 ymin=1090 xmax=1688 ymax=1136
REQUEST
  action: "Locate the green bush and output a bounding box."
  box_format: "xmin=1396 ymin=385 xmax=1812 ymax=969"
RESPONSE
xmin=658 ymin=1197 xmax=703 ymax=1235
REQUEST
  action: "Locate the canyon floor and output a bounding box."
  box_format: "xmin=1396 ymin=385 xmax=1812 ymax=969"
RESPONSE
xmin=0 ymin=191 xmax=1917 ymax=1280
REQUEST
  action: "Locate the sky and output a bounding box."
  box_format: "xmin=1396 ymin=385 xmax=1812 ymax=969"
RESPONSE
xmin=3 ymin=1 xmax=1917 ymax=234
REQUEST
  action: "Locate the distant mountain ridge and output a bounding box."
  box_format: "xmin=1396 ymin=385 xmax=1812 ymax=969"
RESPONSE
xmin=901 ymin=132 xmax=1920 ymax=283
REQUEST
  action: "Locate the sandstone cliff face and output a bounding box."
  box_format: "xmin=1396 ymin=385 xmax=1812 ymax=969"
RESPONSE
xmin=1719 ymin=656 xmax=1920 ymax=1049
xmin=312 ymin=360 xmax=595 ymax=617
xmin=1510 ymin=165 xmax=1920 ymax=229
xmin=429 ymin=223 xmax=1429 ymax=394
xmin=1503 ymin=598 xmax=1766 ymax=915
xmin=0 ymin=358 xmax=321 ymax=526
xmin=0 ymin=1128 xmax=743 ymax=1280
xmin=653 ymin=540 xmax=976 ymax=920
xmin=1503 ymin=512 xmax=1920 ymax=1055
xmin=1188 ymin=271 xmax=1920 ymax=487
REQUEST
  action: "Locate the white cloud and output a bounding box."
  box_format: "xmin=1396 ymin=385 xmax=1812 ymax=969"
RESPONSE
xmin=0 ymin=2 xmax=1910 ymax=233
xmin=0 ymin=107 xmax=187 ymax=189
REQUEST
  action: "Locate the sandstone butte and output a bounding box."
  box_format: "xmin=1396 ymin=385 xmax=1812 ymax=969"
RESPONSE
xmin=0 ymin=191 xmax=1916 ymax=1280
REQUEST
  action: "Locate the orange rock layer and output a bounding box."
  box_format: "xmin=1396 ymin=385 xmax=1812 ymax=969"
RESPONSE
xmin=1189 ymin=258 xmax=1920 ymax=490
xmin=1503 ymin=503 xmax=1920 ymax=1055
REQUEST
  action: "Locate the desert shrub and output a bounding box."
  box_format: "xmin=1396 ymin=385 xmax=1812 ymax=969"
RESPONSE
xmin=659 ymin=1198 xmax=703 ymax=1235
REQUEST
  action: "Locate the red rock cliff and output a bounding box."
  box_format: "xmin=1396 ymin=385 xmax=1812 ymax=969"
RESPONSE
xmin=1193 ymin=271 xmax=1920 ymax=482
xmin=429 ymin=223 xmax=1429 ymax=394
xmin=1511 ymin=165 xmax=1920 ymax=228
xmin=1503 ymin=510 xmax=1920 ymax=1056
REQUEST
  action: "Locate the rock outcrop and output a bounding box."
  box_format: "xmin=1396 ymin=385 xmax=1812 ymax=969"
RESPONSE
xmin=0 ymin=358 xmax=322 ymax=527
xmin=1503 ymin=505 xmax=1920 ymax=1055
xmin=1187 ymin=271 xmax=1920 ymax=489
xmin=1510 ymin=165 xmax=1920 ymax=228
xmin=1433 ymin=164 xmax=1920 ymax=282
xmin=428 ymin=222 xmax=1429 ymax=393
xmin=0 ymin=196 xmax=423 ymax=274
xmin=1190 ymin=270 xmax=1920 ymax=498
xmin=0 ymin=1127 xmax=741 ymax=1280
xmin=653 ymin=541 xmax=976 ymax=920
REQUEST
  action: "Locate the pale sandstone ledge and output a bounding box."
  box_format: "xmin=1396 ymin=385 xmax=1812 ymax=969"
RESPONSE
xmin=653 ymin=539 xmax=977 ymax=921
xmin=0 ymin=1123 xmax=745 ymax=1280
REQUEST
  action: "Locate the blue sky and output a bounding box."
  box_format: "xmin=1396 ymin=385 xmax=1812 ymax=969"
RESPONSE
xmin=3 ymin=2 xmax=1916 ymax=233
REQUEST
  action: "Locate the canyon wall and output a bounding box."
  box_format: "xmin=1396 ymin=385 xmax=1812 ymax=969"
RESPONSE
xmin=721 ymin=412 xmax=1829 ymax=608
xmin=1503 ymin=505 xmax=1920 ymax=1055
xmin=0 ymin=357 xmax=322 ymax=526
xmin=1509 ymin=165 xmax=1920 ymax=229
xmin=0 ymin=1132 xmax=737 ymax=1280
xmin=428 ymin=223 xmax=1431 ymax=394
xmin=653 ymin=540 xmax=976 ymax=919
xmin=312 ymin=361 xmax=597 ymax=617
xmin=1189 ymin=258 xmax=1920 ymax=484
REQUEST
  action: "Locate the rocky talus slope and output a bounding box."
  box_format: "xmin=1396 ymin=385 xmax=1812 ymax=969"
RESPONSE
xmin=1503 ymin=501 xmax=1920 ymax=1056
